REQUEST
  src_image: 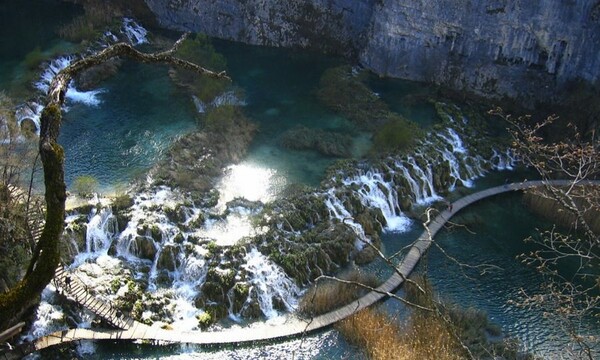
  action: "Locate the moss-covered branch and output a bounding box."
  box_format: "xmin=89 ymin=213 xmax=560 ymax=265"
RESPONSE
xmin=0 ymin=34 xmax=229 ymax=331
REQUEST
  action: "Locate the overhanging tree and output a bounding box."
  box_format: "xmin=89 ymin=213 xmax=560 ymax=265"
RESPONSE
xmin=0 ymin=34 xmax=229 ymax=331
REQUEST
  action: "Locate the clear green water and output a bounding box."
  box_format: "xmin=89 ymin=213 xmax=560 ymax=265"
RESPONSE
xmin=2 ymin=2 xmax=597 ymax=359
xmin=61 ymin=62 xmax=198 ymax=189
xmin=0 ymin=0 xmax=80 ymax=93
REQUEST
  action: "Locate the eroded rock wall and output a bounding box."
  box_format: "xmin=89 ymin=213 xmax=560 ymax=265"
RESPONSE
xmin=144 ymin=0 xmax=600 ymax=103
xmin=361 ymin=0 xmax=600 ymax=103
xmin=143 ymin=0 xmax=375 ymax=56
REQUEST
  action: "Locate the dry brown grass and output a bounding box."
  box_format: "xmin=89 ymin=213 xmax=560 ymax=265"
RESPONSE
xmin=297 ymin=269 xmax=380 ymax=317
xmin=338 ymin=308 xmax=463 ymax=360
xmin=336 ymin=275 xmax=530 ymax=360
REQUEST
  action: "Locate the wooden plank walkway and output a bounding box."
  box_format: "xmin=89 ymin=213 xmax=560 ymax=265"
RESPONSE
xmin=3 ymin=180 xmax=598 ymax=357
xmin=52 ymin=266 xmax=138 ymax=330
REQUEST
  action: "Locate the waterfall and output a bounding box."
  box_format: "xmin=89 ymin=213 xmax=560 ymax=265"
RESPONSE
xmin=122 ymin=18 xmax=148 ymax=45
xmin=15 ymin=102 xmax=44 ymax=135
xmin=437 ymin=128 xmax=468 ymax=153
xmin=242 ymin=248 xmax=301 ymax=319
xmin=435 ymin=128 xmax=488 ymax=189
xmin=212 ymin=91 xmax=247 ymax=108
xmin=35 ymin=56 xmax=106 ymax=107
xmin=324 ymin=189 xmax=370 ymax=250
xmin=85 ymin=207 xmax=117 ymax=254
xmin=70 ymin=207 xmax=118 ymax=265
xmin=491 ymin=149 xmax=516 ymax=170
xmin=22 ymin=288 xmax=66 ymax=342
xmin=341 ymin=172 xmax=411 ymax=232
xmin=321 ymin=121 xmax=515 ymax=250
xmin=395 ymin=156 xmax=441 ymax=204
xmin=192 ymin=95 xmax=206 ymax=113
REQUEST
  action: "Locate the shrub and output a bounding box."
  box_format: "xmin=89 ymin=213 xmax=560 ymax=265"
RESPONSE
xmin=203 ymin=105 xmax=240 ymax=133
xmin=73 ymin=175 xmax=98 ymax=197
xmin=23 ymin=47 xmax=45 ymax=70
xmin=372 ymin=114 xmax=423 ymax=153
xmin=172 ymin=34 xmax=228 ymax=102
xmin=298 ymin=269 xmax=380 ymax=317
xmin=58 ymin=2 xmax=120 ymax=43
xmin=333 ymin=275 xmax=531 ymax=359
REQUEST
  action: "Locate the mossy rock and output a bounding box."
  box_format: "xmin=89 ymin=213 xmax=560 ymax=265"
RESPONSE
xmin=156 ymin=244 xmax=181 ymax=272
xmin=196 ymin=312 xmax=213 ymax=330
xmin=133 ymin=236 xmax=157 ymax=261
xmin=279 ymin=126 xmax=353 ymax=157
xmin=164 ymin=205 xmax=188 ymax=224
xmin=230 ymin=282 xmax=250 ymax=314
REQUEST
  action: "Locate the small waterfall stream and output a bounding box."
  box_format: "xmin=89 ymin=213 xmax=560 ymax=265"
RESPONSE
xmin=14 ymin=18 xmax=149 ymax=135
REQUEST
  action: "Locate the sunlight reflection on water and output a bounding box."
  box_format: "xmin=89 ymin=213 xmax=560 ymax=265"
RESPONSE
xmin=216 ymin=163 xmax=285 ymax=208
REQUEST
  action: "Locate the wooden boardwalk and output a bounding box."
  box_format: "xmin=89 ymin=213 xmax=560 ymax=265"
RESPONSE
xmin=4 ymin=180 xmax=599 ymax=357
xmin=52 ymin=266 xmax=138 ymax=330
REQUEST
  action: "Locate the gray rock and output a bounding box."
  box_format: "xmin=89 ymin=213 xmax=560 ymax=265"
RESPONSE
xmin=144 ymin=0 xmax=600 ymax=104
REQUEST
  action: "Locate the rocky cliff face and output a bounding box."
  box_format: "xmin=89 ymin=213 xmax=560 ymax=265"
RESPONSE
xmin=143 ymin=0 xmax=375 ymax=56
xmin=144 ymin=0 xmax=600 ymax=104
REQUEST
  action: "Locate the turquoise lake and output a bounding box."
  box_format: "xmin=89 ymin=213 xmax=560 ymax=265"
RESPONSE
xmin=1 ymin=1 xmax=597 ymax=358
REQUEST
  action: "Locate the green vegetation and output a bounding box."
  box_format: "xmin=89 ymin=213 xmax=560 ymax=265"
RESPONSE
xmin=73 ymin=175 xmax=98 ymax=197
xmin=58 ymin=2 xmax=120 ymax=43
xmin=317 ymin=66 xmax=389 ymax=131
xmin=23 ymin=47 xmax=45 ymax=70
xmin=372 ymin=114 xmax=423 ymax=152
xmin=196 ymin=312 xmax=212 ymax=329
xmin=203 ymin=105 xmax=239 ymax=132
xmin=317 ymin=66 xmax=424 ymax=155
xmin=0 ymin=185 xmax=31 ymax=292
xmin=172 ymin=34 xmax=228 ymax=103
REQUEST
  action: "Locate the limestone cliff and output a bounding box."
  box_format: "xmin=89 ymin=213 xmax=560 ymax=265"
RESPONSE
xmin=143 ymin=0 xmax=600 ymax=103
xmin=143 ymin=0 xmax=374 ymax=56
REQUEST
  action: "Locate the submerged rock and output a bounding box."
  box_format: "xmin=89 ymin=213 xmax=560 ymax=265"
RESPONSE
xmin=279 ymin=126 xmax=353 ymax=157
xmin=153 ymin=106 xmax=257 ymax=194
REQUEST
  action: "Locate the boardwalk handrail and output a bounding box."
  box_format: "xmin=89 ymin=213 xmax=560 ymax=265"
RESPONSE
xmin=52 ymin=265 xmax=137 ymax=330
xmin=5 ymin=180 xmax=598 ymax=358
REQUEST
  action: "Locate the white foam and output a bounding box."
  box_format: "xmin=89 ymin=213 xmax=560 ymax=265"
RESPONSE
xmin=242 ymin=248 xmax=300 ymax=319
xmin=122 ymin=18 xmax=148 ymax=45
xmin=35 ymin=56 xmax=106 ymax=107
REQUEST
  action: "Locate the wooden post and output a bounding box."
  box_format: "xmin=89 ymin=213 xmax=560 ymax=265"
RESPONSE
xmin=0 ymin=322 xmax=26 ymax=344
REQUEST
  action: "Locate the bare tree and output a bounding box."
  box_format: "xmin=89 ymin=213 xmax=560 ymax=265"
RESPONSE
xmin=494 ymin=109 xmax=599 ymax=359
xmin=0 ymin=34 xmax=228 ymax=331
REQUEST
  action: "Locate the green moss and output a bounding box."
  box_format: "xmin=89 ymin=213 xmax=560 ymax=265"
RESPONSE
xmin=73 ymin=175 xmax=98 ymax=197
xmin=23 ymin=47 xmax=46 ymax=70
xmin=203 ymin=105 xmax=241 ymax=132
xmin=317 ymin=66 xmax=388 ymax=131
xmin=172 ymin=34 xmax=228 ymax=103
xmin=112 ymin=194 xmax=133 ymax=210
xmin=196 ymin=312 xmax=212 ymax=329
xmin=372 ymin=114 xmax=423 ymax=153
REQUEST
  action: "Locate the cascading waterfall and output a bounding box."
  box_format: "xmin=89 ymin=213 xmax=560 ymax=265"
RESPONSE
xmin=85 ymin=207 xmax=117 ymax=254
xmin=242 ymin=248 xmax=301 ymax=320
xmin=395 ymin=156 xmax=441 ymax=204
xmin=491 ymin=149 xmax=517 ymax=170
xmin=34 ymin=56 xmax=106 ymax=107
xmin=323 ymin=124 xmax=516 ymax=250
xmin=341 ymin=171 xmax=411 ymax=232
xmin=122 ymin=18 xmax=148 ymax=45
xmin=15 ymin=18 xmax=151 ymax=134
xmin=22 ymin=287 xmax=66 ymax=342
xmin=435 ymin=127 xmax=488 ymax=189
xmin=15 ymin=102 xmax=44 ymax=136
xmin=212 ymin=91 xmax=247 ymax=108
xmin=324 ymin=189 xmax=371 ymax=250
